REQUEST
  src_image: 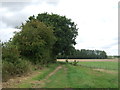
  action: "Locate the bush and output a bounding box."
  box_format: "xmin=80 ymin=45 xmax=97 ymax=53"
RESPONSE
xmin=2 ymin=44 xmax=20 ymax=63
xmin=66 ymin=59 xmax=68 ymax=63
xmin=2 ymin=61 xmax=14 ymax=82
xmin=12 ymin=20 xmax=57 ymax=64
xmin=2 ymin=60 xmax=33 ymax=82
xmin=14 ymin=59 xmax=33 ymax=75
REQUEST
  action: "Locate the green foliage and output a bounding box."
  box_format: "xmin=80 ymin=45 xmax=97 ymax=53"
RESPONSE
xmin=31 ymin=13 xmax=78 ymax=56
xmin=2 ymin=61 xmax=14 ymax=82
xmin=14 ymin=59 xmax=33 ymax=75
xmin=2 ymin=13 xmax=79 ymax=82
xmin=58 ymin=49 xmax=107 ymax=59
xmin=12 ymin=20 xmax=56 ymax=64
xmin=2 ymin=42 xmax=20 ymax=63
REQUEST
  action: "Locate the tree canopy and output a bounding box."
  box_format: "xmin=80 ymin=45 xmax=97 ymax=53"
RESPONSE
xmin=28 ymin=13 xmax=78 ymax=57
xmin=12 ymin=20 xmax=56 ymax=64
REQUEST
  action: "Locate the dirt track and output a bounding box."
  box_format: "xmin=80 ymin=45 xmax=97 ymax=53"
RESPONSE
xmin=57 ymin=59 xmax=118 ymax=62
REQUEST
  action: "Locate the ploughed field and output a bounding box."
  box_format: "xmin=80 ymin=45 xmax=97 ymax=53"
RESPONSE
xmin=57 ymin=59 xmax=118 ymax=62
xmin=3 ymin=59 xmax=118 ymax=88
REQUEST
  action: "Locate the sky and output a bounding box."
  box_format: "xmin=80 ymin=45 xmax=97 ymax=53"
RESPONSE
xmin=0 ymin=0 xmax=119 ymax=55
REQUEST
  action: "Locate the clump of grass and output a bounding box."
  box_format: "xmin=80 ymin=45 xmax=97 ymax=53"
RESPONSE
xmin=69 ymin=60 xmax=79 ymax=66
xmin=66 ymin=59 xmax=68 ymax=63
xmin=73 ymin=60 xmax=79 ymax=66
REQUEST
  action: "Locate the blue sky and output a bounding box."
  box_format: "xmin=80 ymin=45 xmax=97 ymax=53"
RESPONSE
xmin=0 ymin=0 xmax=119 ymax=55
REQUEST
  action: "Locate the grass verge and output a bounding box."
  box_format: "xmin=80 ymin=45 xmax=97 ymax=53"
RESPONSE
xmin=16 ymin=63 xmax=59 ymax=88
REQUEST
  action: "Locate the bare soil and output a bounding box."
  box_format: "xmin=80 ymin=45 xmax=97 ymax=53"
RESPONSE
xmin=2 ymin=70 xmax=41 ymax=88
xmin=57 ymin=59 xmax=118 ymax=62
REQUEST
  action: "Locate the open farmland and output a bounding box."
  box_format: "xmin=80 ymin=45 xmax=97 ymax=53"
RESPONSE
xmin=57 ymin=59 xmax=118 ymax=70
xmin=78 ymin=61 xmax=118 ymax=70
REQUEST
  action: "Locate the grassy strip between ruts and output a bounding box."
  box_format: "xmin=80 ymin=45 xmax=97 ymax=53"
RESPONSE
xmin=78 ymin=61 xmax=118 ymax=70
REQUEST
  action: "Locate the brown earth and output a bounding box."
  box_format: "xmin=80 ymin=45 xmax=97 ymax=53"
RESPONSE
xmin=2 ymin=70 xmax=41 ymax=88
xmin=57 ymin=59 xmax=118 ymax=62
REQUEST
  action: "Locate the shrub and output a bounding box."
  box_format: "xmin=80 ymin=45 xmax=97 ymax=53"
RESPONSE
xmin=2 ymin=60 xmax=33 ymax=82
xmin=66 ymin=59 xmax=68 ymax=63
xmin=12 ymin=20 xmax=57 ymax=64
xmin=14 ymin=59 xmax=33 ymax=75
xmin=2 ymin=44 xmax=20 ymax=63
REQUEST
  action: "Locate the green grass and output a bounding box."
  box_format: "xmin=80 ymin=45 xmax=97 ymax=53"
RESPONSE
xmin=42 ymin=65 xmax=70 ymax=88
xmin=32 ymin=63 xmax=59 ymax=81
xmin=16 ymin=63 xmax=59 ymax=88
xmin=16 ymin=62 xmax=118 ymax=88
xmin=43 ymin=64 xmax=118 ymax=88
xmin=78 ymin=61 xmax=118 ymax=70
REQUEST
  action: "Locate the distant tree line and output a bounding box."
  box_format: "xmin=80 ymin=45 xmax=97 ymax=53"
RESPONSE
xmin=107 ymin=55 xmax=120 ymax=59
xmin=57 ymin=49 xmax=107 ymax=59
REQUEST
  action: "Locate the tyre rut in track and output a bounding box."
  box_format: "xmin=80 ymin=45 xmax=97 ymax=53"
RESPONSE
xmin=31 ymin=65 xmax=62 ymax=88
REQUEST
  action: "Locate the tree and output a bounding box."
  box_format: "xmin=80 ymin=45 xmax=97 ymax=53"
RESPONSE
xmin=28 ymin=13 xmax=78 ymax=58
xmin=99 ymin=51 xmax=107 ymax=59
xmin=57 ymin=49 xmax=107 ymax=59
xmin=12 ymin=20 xmax=56 ymax=64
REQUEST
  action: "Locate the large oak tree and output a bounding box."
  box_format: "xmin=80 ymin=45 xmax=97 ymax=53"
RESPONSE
xmin=28 ymin=13 xmax=78 ymax=57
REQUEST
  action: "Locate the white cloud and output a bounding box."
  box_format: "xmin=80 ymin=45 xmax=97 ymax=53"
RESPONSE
xmin=0 ymin=28 xmax=20 ymax=42
xmin=0 ymin=0 xmax=119 ymax=55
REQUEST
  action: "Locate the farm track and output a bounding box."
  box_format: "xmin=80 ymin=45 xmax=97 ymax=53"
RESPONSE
xmin=2 ymin=59 xmax=118 ymax=88
xmin=2 ymin=65 xmax=63 ymax=88
xmin=30 ymin=65 xmax=62 ymax=88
